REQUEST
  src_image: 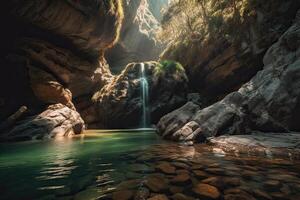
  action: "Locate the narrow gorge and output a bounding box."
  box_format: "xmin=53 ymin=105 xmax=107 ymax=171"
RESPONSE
xmin=1 ymin=0 xmax=300 ymax=200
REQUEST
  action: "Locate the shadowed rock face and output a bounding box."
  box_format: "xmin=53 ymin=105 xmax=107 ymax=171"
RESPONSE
xmin=157 ymin=10 xmax=300 ymax=143
xmin=0 ymin=0 xmax=123 ymax=140
xmin=9 ymin=0 xmax=124 ymax=55
xmin=161 ymin=0 xmax=300 ymax=103
xmin=92 ymin=61 xmax=188 ymax=128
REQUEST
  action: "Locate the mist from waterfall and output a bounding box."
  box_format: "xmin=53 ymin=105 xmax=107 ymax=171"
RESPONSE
xmin=140 ymin=63 xmax=150 ymax=128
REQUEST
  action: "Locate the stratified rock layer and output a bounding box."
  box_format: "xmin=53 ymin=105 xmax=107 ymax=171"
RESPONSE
xmin=0 ymin=0 xmax=123 ymax=140
xmin=157 ymin=10 xmax=300 ymax=143
xmin=161 ymin=1 xmax=300 ymax=102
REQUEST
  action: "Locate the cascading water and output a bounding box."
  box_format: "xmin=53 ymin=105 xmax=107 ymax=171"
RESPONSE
xmin=140 ymin=63 xmax=150 ymax=128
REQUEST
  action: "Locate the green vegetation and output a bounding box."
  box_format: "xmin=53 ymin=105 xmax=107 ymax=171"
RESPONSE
xmin=155 ymin=60 xmax=185 ymax=79
xmin=157 ymin=60 xmax=184 ymax=72
xmin=156 ymin=0 xmax=274 ymax=46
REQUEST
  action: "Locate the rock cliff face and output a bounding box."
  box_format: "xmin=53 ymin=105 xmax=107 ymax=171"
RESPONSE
xmin=161 ymin=0 xmax=300 ymax=103
xmin=92 ymin=61 xmax=188 ymax=128
xmin=106 ymin=0 xmax=168 ymax=74
xmin=157 ymin=10 xmax=300 ymax=143
xmin=0 ymin=0 xmax=188 ymax=140
xmin=0 ymin=0 xmax=124 ymax=140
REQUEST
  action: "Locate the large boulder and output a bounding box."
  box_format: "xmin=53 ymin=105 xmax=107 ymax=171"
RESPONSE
xmin=157 ymin=10 xmax=300 ymax=143
xmin=92 ymin=61 xmax=188 ymax=128
xmin=0 ymin=104 xmax=84 ymax=142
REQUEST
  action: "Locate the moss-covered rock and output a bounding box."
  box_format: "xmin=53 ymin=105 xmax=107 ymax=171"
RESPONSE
xmin=92 ymin=61 xmax=188 ymax=128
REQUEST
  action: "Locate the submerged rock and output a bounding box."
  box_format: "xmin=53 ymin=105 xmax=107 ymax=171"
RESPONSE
xmin=157 ymin=10 xmax=300 ymax=143
xmin=193 ymin=183 xmax=221 ymax=200
xmin=145 ymin=174 xmax=169 ymax=192
xmin=148 ymin=194 xmax=169 ymax=200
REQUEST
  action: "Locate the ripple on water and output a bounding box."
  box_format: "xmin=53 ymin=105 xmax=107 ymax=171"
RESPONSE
xmin=0 ymin=132 xmax=300 ymax=200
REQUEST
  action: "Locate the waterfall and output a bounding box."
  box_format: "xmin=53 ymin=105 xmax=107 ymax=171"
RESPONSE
xmin=140 ymin=63 xmax=150 ymax=128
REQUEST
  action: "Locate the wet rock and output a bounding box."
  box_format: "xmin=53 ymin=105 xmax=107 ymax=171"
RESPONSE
xmin=201 ymin=177 xmax=241 ymax=190
xmin=205 ymin=168 xmax=225 ymax=176
xmin=171 ymin=173 xmax=191 ymax=185
xmin=270 ymin=192 xmax=288 ymax=200
xmin=116 ymin=179 xmax=141 ymax=190
xmin=126 ymin=172 xmax=142 ymax=179
xmin=172 ymin=162 xmax=190 ymax=169
xmin=264 ymin=180 xmax=281 ymax=190
xmin=193 ymin=183 xmax=221 ymax=199
xmin=130 ymin=164 xmax=154 ymax=173
xmin=172 ymin=193 xmax=195 ymax=200
xmin=252 ymin=189 xmax=273 ymax=200
xmin=93 ymin=61 xmax=188 ymax=128
xmin=147 ymin=194 xmax=169 ymax=200
xmin=169 ymin=186 xmax=184 ymax=194
xmin=156 ymin=162 xmax=176 ymax=174
xmin=193 ymin=170 xmax=209 ymax=179
xmin=176 ymin=170 xmax=190 ymax=175
xmin=208 ymin=133 xmax=300 ymax=159
xmin=74 ymin=186 xmax=105 ymax=200
xmin=224 ymin=193 xmax=256 ymax=200
xmin=112 ymin=190 xmax=134 ymax=200
xmin=242 ymin=170 xmax=259 ymax=180
xmin=280 ymin=184 xmax=292 ymax=195
xmin=134 ymin=187 xmax=150 ymax=200
xmin=145 ymin=174 xmax=169 ymax=192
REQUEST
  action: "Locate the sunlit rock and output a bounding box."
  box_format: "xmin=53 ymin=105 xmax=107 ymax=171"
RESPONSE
xmin=92 ymin=61 xmax=188 ymax=128
xmin=157 ymin=11 xmax=300 ymax=143
xmin=0 ymin=104 xmax=84 ymax=141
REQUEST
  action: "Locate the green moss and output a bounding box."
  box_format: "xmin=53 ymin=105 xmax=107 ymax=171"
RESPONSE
xmin=155 ymin=60 xmax=184 ymax=76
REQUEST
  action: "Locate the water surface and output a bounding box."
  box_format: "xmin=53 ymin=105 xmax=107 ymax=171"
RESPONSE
xmin=0 ymin=130 xmax=300 ymax=200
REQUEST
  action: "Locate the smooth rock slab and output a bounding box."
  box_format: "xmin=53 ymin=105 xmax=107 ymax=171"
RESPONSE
xmin=172 ymin=193 xmax=195 ymax=200
xmin=171 ymin=173 xmax=191 ymax=185
xmin=145 ymin=174 xmax=169 ymax=192
xmin=207 ymin=132 xmax=300 ymax=159
xmin=156 ymin=162 xmax=176 ymax=174
xmin=148 ymin=194 xmax=169 ymax=200
xmin=1 ymin=104 xmax=84 ymax=141
xmin=112 ymin=190 xmax=134 ymax=200
xmin=193 ymin=183 xmax=221 ymax=199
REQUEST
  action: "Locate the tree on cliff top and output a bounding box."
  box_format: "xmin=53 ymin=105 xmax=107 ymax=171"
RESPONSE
xmin=156 ymin=0 xmax=254 ymax=45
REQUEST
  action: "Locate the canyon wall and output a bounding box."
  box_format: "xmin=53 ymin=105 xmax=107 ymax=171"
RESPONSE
xmin=161 ymin=0 xmax=300 ymax=104
xmin=0 ymin=0 xmax=124 ymax=140
xmin=158 ymin=10 xmax=300 ymax=144
xmin=106 ymin=0 xmax=168 ymax=74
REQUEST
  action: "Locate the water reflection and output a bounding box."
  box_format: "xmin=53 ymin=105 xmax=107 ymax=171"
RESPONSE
xmin=0 ymin=132 xmax=300 ymax=200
